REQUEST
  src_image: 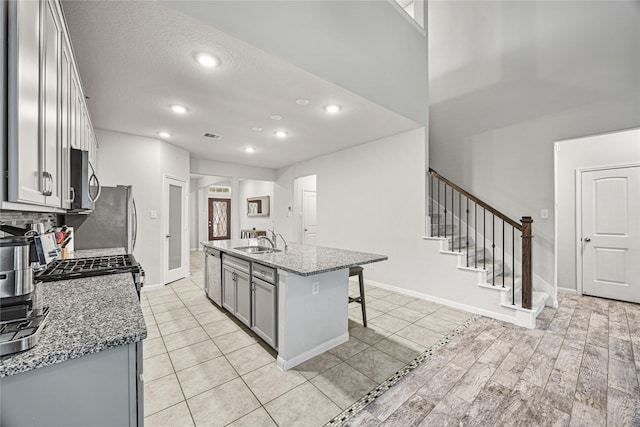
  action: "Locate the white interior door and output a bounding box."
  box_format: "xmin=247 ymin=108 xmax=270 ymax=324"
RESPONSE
xmin=303 ymin=189 xmax=317 ymax=245
xmin=164 ymin=176 xmax=187 ymax=284
xmin=581 ymin=166 xmax=640 ymax=303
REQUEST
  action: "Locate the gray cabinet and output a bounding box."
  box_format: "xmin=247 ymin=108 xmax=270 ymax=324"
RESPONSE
xmin=222 ymin=255 xmax=251 ymax=327
xmin=217 ymin=253 xmax=278 ymax=349
xmin=0 ymin=341 xmax=143 ymax=426
xmin=252 ymin=276 xmax=277 ymax=349
xmin=222 ymin=264 xmax=236 ymax=312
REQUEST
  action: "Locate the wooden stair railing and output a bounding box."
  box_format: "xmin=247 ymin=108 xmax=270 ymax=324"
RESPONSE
xmin=428 ymin=168 xmax=533 ymax=310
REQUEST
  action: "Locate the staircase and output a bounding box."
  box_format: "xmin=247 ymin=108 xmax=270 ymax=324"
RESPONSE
xmin=424 ymin=168 xmax=549 ymax=329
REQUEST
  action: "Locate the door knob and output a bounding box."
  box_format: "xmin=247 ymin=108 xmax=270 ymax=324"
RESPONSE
xmin=166 ymin=234 xmax=171 ymax=238
xmin=584 ymin=237 xmax=591 ymax=242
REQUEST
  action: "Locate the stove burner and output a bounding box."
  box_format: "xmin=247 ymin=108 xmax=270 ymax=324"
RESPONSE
xmin=36 ymin=254 xmax=143 ymax=284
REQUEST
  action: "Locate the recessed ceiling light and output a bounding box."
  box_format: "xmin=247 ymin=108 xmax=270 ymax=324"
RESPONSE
xmin=296 ymin=98 xmax=309 ymax=106
xmin=170 ymin=104 xmax=189 ymax=114
xmin=158 ymin=131 xmax=172 ymax=138
xmin=252 ymin=127 xmax=263 ymax=132
xmin=274 ymin=130 xmax=288 ymax=138
xmin=244 ymin=147 xmax=255 ymax=153
xmin=324 ymin=104 xmax=342 ymax=114
xmin=270 ymin=114 xmax=282 ymax=121
xmin=194 ymin=53 xmax=220 ymax=68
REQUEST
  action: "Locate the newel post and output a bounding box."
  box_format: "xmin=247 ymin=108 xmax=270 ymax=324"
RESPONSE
xmin=521 ymin=217 xmax=533 ymax=309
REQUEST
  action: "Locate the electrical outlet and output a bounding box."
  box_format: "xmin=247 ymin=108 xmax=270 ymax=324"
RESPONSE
xmin=540 ymin=209 xmax=549 ymax=219
xmin=150 ymin=210 xmax=158 ymax=219
xmin=312 ymin=282 xmax=319 ymax=295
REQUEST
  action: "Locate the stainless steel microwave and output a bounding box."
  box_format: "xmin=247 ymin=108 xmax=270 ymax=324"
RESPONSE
xmin=69 ymin=148 xmax=101 ymax=212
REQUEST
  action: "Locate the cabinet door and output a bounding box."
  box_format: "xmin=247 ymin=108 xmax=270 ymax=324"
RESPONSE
xmin=41 ymin=0 xmax=61 ymax=207
xmin=7 ymin=0 xmax=45 ymax=204
xmin=251 ymin=278 xmax=277 ymax=349
xmin=235 ymin=270 xmax=251 ymax=327
xmin=59 ymin=38 xmax=72 ymax=209
xmin=222 ymin=265 xmax=236 ymax=312
xmin=69 ymin=71 xmax=78 ymax=149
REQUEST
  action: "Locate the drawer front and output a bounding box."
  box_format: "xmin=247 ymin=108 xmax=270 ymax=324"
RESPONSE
xmin=222 ymin=255 xmax=250 ymax=274
xmin=252 ymin=263 xmax=276 ymax=284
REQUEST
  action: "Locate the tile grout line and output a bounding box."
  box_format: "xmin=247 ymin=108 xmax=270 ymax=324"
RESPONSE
xmin=324 ymin=314 xmax=480 ymax=427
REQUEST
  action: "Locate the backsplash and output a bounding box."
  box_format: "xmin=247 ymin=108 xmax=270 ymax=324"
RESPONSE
xmin=0 ymin=211 xmax=57 ymax=237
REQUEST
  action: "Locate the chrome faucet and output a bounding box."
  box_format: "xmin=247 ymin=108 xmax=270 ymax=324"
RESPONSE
xmin=257 ymin=235 xmax=275 ymax=248
xmin=275 ymin=233 xmax=288 ymax=251
xmin=267 ymin=229 xmax=288 ymax=250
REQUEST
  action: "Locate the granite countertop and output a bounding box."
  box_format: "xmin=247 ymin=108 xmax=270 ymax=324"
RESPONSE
xmin=201 ymin=240 xmax=388 ymax=276
xmin=0 ymin=249 xmax=146 ymax=378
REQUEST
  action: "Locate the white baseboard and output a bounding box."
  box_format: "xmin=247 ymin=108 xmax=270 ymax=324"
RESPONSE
xmin=361 ymin=278 xmax=518 ymax=325
xmin=276 ymin=332 xmax=349 ymax=371
xmin=558 ymin=287 xmax=578 ymax=295
xmin=141 ymin=283 xmax=165 ymax=292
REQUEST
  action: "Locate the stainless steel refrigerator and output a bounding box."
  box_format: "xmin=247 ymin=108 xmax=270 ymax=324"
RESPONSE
xmin=64 ymin=185 xmax=137 ymax=253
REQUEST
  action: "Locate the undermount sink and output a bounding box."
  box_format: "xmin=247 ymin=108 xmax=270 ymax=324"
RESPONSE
xmin=233 ymin=246 xmax=282 ymax=254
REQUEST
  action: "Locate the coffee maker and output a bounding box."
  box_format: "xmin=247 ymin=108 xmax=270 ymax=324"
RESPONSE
xmin=0 ymin=224 xmax=52 ymax=356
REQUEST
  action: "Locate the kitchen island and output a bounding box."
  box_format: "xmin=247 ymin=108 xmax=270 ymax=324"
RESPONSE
xmin=0 ymin=249 xmax=146 ymax=427
xmin=201 ymin=240 xmax=387 ymax=370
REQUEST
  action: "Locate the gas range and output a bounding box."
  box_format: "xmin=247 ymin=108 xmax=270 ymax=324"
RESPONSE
xmin=1 ymin=253 xmax=144 ymax=357
xmin=36 ymin=254 xmax=145 ymax=293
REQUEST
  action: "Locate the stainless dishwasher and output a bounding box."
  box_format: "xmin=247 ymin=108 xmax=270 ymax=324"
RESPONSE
xmin=204 ymin=247 xmax=222 ymax=306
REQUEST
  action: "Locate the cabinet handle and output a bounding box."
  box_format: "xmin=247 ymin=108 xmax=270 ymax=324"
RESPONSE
xmin=42 ymin=172 xmax=53 ymax=196
xmin=69 ymin=187 xmax=75 ymax=203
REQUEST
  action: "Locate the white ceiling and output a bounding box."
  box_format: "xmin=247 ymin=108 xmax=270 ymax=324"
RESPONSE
xmin=61 ymin=1 xmax=420 ymax=170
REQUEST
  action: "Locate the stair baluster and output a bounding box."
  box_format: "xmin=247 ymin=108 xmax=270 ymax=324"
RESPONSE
xmin=428 ymin=168 xmax=534 ymax=310
xmin=458 ymin=192 xmax=461 ymax=252
xmin=492 ymin=216 xmax=495 ymax=287
xmin=483 ymin=208 xmax=486 ymax=270
xmin=474 ymin=203 xmax=478 ymax=269
xmin=512 ymin=228 xmax=515 ymax=304
xmin=466 ymin=198 xmax=470 ymax=268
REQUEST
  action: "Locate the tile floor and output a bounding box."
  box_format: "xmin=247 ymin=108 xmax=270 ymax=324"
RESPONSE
xmin=141 ymin=252 xmax=475 ymax=427
xmin=346 ymin=292 xmax=640 ymax=426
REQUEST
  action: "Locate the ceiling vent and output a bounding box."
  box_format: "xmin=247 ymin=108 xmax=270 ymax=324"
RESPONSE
xmin=203 ymin=132 xmax=222 ymax=140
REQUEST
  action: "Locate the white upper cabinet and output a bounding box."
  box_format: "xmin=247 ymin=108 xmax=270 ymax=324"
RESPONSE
xmin=60 ymin=36 xmax=72 ymax=209
xmin=8 ymin=0 xmax=45 ymax=205
xmin=6 ymin=0 xmax=97 ymax=211
xmin=41 ymin=0 xmax=62 ymax=207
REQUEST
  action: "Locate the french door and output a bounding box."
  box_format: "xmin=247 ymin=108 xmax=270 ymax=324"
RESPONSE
xmin=164 ymin=176 xmax=187 ymax=284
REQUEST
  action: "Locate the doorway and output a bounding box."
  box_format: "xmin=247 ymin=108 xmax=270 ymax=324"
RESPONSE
xmin=303 ymin=189 xmax=317 ymax=245
xmin=208 ymin=198 xmax=231 ymax=240
xmin=164 ymin=176 xmax=187 ymax=284
xmin=294 ymin=174 xmax=317 ymax=245
xmin=578 ymin=165 xmax=640 ymax=303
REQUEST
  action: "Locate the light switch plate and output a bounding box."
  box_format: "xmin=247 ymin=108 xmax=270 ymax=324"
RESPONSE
xmin=540 ymin=209 xmax=549 ymax=219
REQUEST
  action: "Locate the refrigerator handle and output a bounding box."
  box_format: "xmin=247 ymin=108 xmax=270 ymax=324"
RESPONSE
xmin=132 ymin=197 xmax=138 ymax=252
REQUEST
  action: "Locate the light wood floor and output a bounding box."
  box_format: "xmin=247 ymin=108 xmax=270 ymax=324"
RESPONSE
xmin=346 ymin=293 xmax=640 ymax=426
